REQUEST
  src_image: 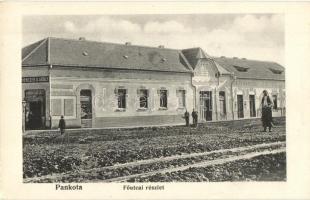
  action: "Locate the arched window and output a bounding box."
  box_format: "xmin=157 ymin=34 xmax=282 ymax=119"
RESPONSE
xmin=137 ymin=88 xmax=149 ymax=109
xmin=159 ymin=88 xmax=168 ymax=109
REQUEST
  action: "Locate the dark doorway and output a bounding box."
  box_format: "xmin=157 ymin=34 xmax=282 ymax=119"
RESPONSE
xmin=237 ymin=95 xmax=244 ymax=118
xmin=25 ymin=89 xmax=46 ymax=130
xmin=80 ymin=90 xmax=92 ymax=128
xmin=249 ymin=95 xmax=256 ymax=117
xmin=219 ymin=91 xmax=227 ymax=120
xmin=199 ymin=91 xmax=212 ymax=121
xmin=29 ymin=101 xmax=43 ymax=129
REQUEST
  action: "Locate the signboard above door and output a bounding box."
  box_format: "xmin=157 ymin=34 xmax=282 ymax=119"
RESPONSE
xmin=22 ymin=76 xmax=49 ymax=83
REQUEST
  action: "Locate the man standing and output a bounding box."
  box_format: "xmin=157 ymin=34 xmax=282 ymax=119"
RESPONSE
xmin=192 ymin=109 xmax=198 ymax=127
xmin=184 ymin=110 xmax=190 ymax=127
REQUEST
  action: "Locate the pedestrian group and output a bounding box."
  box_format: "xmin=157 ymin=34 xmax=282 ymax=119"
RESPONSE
xmin=184 ymin=109 xmax=198 ymax=127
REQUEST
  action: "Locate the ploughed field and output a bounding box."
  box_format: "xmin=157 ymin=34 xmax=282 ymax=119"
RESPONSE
xmin=23 ymin=117 xmax=286 ymax=183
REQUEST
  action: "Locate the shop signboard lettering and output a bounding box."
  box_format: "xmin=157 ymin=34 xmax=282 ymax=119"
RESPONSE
xmin=22 ymin=76 xmax=49 ymax=83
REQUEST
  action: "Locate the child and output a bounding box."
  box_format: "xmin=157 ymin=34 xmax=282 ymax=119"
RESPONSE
xmin=58 ymin=115 xmax=66 ymax=135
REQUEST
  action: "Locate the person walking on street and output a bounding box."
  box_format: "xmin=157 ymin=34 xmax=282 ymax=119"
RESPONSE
xmin=261 ymin=90 xmax=273 ymax=132
xmin=184 ymin=110 xmax=190 ymax=127
xmin=59 ymin=115 xmax=69 ymax=144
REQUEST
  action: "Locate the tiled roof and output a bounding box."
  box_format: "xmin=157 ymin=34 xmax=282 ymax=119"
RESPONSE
xmin=182 ymin=48 xmax=230 ymax=75
xmin=181 ymin=48 xmax=211 ymax=69
xmin=213 ymin=57 xmax=285 ymax=80
xmin=22 ymin=37 xmax=192 ymax=73
xmin=22 ymin=37 xmax=285 ymax=80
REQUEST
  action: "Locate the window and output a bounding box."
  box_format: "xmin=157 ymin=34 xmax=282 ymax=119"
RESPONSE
xmin=64 ymin=99 xmax=74 ymax=116
xmin=51 ymin=97 xmax=76 ymax=118
xmin=80 ymin=90 xmax=92 ymax=119
xmin=117 ymin=89 xmax=127 ymax=109
xmin=219 ymin=91 xmax=226 ymax=116
xmin=273 ymin=95 xmax=278 ymax=109
xmin=177 ymin=90 xmax=186 ymax=108
xmin=159 ymin=89 xmax=168 ymax=108
xmin=233 ymin=65 xmax=249 ymax=72
xmin=138 ymin=89 xmax=148 ymax=109
xmin=51 ymin=99 xmax=62 ymax=116
xmin=249 ymin=95 xmax=256 ymax=117
xmin=269 ymin=68 xmax=283 ymax=74
xmin=237 ymin=95 xmax=244 ymax=118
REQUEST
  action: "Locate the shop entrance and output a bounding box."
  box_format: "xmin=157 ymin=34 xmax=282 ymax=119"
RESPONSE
xmin=199 ymin=91 xmax=212 ymax=121
xmin=25 ymin=89 xmax=46 ymax=130
xmin=80 ymin=90 xmax=92 ymax=128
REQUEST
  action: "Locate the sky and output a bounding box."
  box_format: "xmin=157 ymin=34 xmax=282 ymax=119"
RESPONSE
xmin=23 ymin=14 xmax=284 ymax=65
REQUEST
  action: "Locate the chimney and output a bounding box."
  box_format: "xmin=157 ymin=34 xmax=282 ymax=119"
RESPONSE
xmin=158 ymin=45 xmax=165 ymax=48
xmin=125 ymin=42 xmax=131 ymax=46
xmin=79 ymin=37 xmax=86 ymax=41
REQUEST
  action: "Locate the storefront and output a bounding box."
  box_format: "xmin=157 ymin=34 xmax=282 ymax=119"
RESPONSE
xmin=22 ymin=75 xmax=50 ymax=130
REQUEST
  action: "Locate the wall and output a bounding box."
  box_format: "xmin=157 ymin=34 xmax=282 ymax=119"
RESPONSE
xmin=191 ymin=58 xmax=285 ymax=122
xmin=22 ymin=65 xmax=286 ymax=129
xmin=231 ymin=78 xmax=285 ymax=120
xmin=192 ymin=59 xmax=233 ymax=122
xmin=49 ymin=67 xmax=194 ymax=128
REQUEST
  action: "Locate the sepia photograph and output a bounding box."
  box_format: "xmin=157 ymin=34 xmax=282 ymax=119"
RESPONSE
xmin=21 ymin=14 xmax=286 ymax=183
xmin=2 ymin=1 xmax=310 ymax=199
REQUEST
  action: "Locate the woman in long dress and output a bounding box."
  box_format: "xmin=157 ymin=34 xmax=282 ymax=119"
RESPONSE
xmin=261 ymin=90 xmax=273 ymax=132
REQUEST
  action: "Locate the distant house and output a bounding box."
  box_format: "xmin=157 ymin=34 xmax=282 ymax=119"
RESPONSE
xmin=22 ymin=37 xmax=285 ymax=129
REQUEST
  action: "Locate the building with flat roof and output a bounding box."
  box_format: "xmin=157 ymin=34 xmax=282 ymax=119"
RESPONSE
xmin=22 ymin=37 xmax=285 ymax=130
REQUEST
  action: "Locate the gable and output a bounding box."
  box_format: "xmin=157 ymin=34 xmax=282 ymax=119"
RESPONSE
xmin=192 ymin=59 xmax=221 ymax=83
xmin=194 ymin=59 xmax=217 ymax=76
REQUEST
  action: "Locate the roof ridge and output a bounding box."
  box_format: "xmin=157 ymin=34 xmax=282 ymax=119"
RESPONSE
xmin=182 ymin=47 xmax=201 ymax=51
xmin=48 ymin=36 xmax=180 ymax=52
xmin=213 ymin=56 xmax=283 ymax=66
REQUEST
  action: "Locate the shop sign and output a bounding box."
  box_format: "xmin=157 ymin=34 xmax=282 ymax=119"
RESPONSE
xmin=22 ymin=76 xmax=49 ymax=83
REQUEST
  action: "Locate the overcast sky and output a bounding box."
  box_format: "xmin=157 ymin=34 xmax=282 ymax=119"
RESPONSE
xmin=23 ymin=14 xmax=284 ymax=65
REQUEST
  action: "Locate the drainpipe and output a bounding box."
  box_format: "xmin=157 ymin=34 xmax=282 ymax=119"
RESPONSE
xmin=230 ymin=73 xmax=236 ymax=120
xmin=49 ymin=64 xmax=52 ymax=129
xmin=214 ymin=87 xmax=218 ymax=121
xmin=190 ymin=73 xmax=197 ymax=110
xmin=190 ymin=72 xmax=198 ymax=125
xmin=215 ymin=71 xmax=221 ymax=121
xmin=47 ymin=37 xmax=52 ymax=129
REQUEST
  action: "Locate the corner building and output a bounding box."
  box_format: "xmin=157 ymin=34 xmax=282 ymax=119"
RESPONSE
xmin=22 ymin=37 xmax=285 ymax=129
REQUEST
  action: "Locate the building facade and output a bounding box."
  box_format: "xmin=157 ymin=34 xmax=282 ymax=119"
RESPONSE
xmin=22 ymin=37 xmax=285 ymax=129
